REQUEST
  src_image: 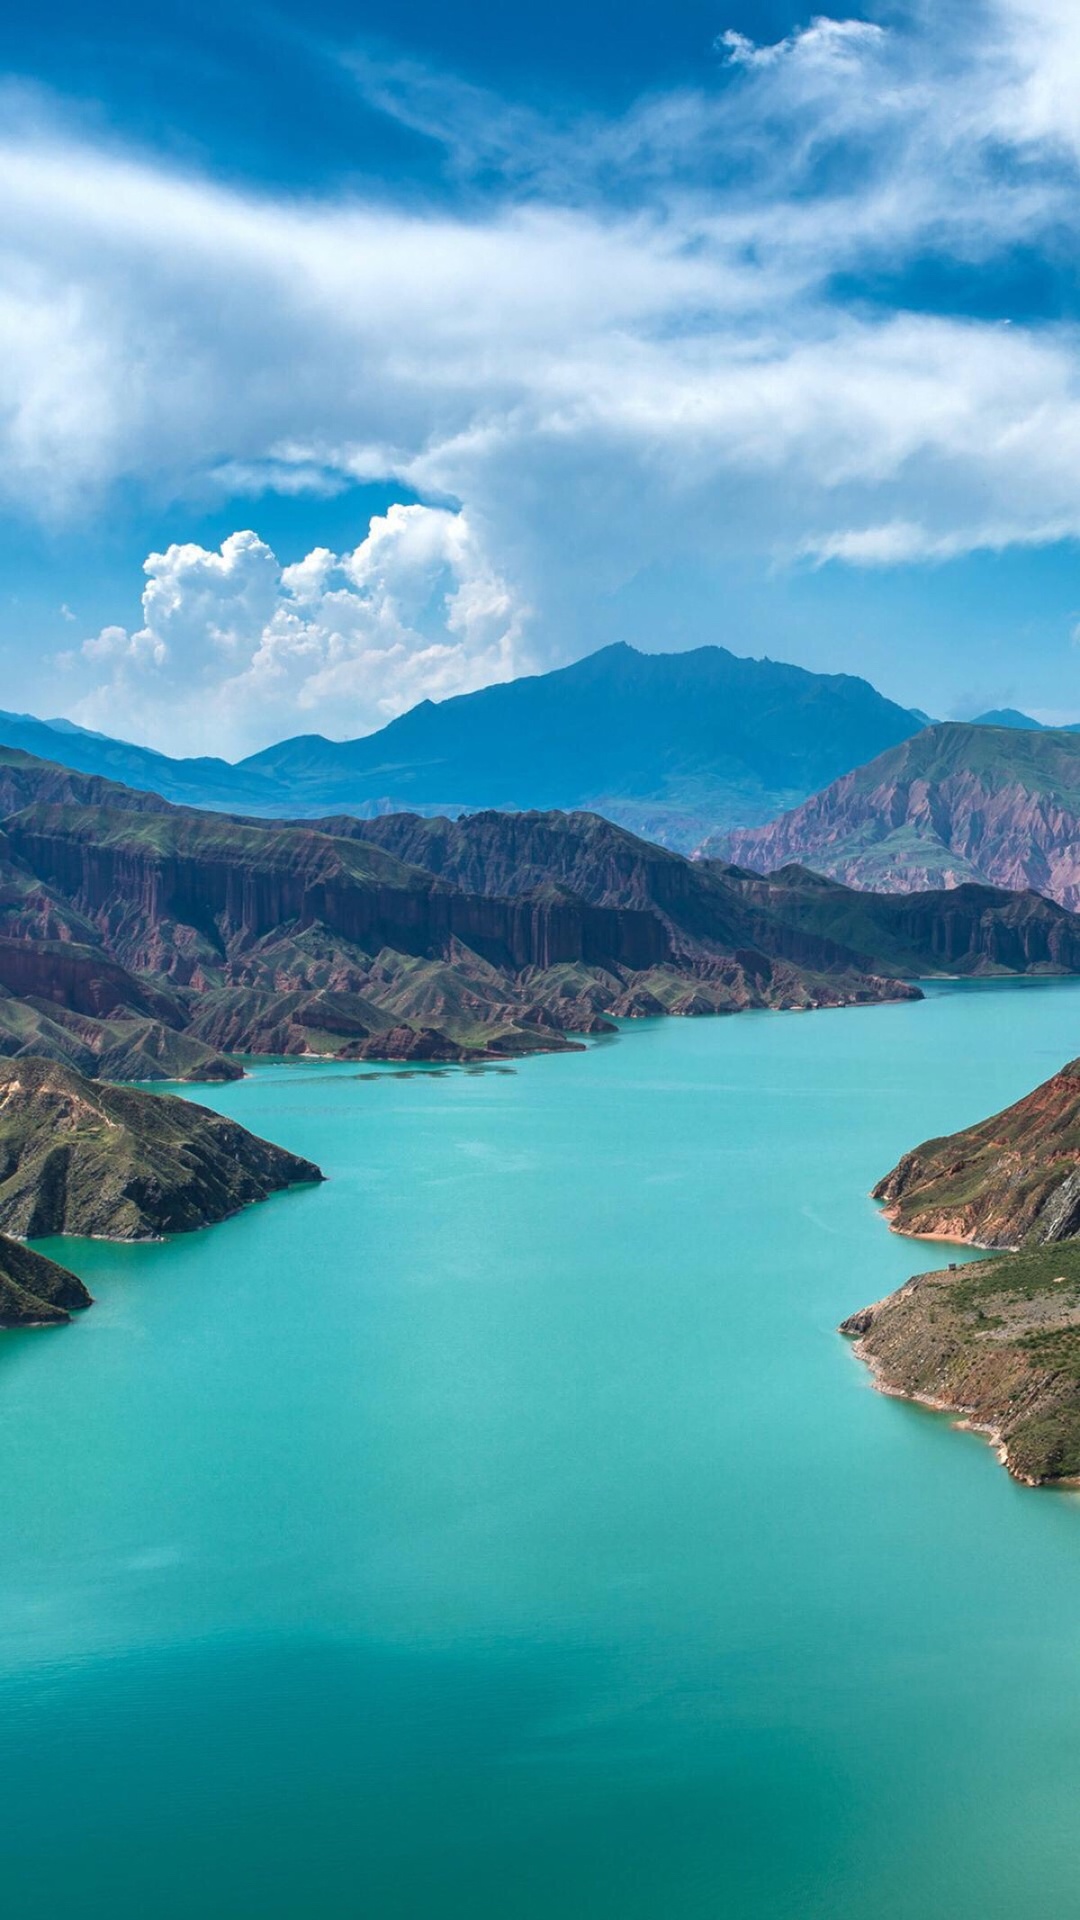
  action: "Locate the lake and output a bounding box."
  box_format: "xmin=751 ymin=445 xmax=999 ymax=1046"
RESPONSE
xmin=2 ymin=981 xmax=1080 ymax=1917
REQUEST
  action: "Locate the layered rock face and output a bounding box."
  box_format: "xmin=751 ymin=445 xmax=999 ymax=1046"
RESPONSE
xmin=717 ymin=724 xmax=1080 ymax=910
xmin=873 ymin=1059 xmax=1080 ymax=1250
xmin=0 ymin=935 xmax=183 ymax=1022
xmin=0 ymin=759 xmax=926 ymax=1071
xmin=8 ymin=748 xmax=1080 ymax=1074
xmin=328 ymin=809 xmax=909 ymax=974
xmin=339 ymin=808 xmax=749 ymax=931
xmin=5 ymin=805 xmax=671 ymax=979
xmin=719 ymin=869 xmax=1080 ymax=977
xmin=0 ymin=1056 xmax=323 ymax=1240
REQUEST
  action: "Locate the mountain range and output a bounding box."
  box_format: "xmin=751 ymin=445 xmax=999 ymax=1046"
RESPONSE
xmin=0 ymin=643 xmax=925 ymax=850
xmin=720 ymin=722 xmax=1080 ymax=909
xmin=0 ymin=746 xmax=924 ymax=1078
xmin=17 ymin=644 xmax=1080 ymax=898
xmin=0 ymin=742 xmax=1080 ymax=1077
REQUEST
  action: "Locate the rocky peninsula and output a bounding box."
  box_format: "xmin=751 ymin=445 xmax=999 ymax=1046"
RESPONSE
xmin=0 ymin=1231 xmax=92 ymax=1327
xmin=844 ymin=1056 xmax=1080 ymax=1483
xmin=842 ymin=1243 xmax=1080 ymax=1484
xmin=872 ymin=1057 xmax=1080 ymax=1248
xmin=0 ymin=1057 xmax=322 ymax=1241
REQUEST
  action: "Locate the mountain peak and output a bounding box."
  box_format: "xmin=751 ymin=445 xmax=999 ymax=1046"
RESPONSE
xmin=0 ymin=643 xmax=924 ymax=854
xmin=969 ymin=708 xmax=1044 ymax=730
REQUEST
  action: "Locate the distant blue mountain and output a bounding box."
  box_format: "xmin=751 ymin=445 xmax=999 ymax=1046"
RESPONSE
xmin=970 ymin=708 xmax=1080 ymax=734
xmin=971 ymin=708 xmax=1046 ymax=730
xmin=0 ymin=643 xmax=927 ymax=849
xmin=0 ymin=710 xmax=281 ymax=812
xmin=237 ymin=643 xmax=926 ymax=845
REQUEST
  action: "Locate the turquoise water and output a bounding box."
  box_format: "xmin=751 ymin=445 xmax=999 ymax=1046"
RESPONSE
xmin=3 ymin=984 xmax=1080 ymax=1916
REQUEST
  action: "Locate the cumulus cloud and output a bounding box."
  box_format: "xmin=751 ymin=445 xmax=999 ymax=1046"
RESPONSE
xmin=73 ymin=506 xmax=530 ymax=757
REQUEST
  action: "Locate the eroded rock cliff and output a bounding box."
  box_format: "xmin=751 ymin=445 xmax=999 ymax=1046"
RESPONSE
xmin=718 ymin=724 xmax=1080 ymax=909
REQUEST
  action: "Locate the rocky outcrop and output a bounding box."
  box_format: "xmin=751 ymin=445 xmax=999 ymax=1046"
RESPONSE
xmin=716 ymin=724 xmax=1080 ymax=910
xmin=342 ymin=1025 xmax=512 ymax=1063
xmin=0 ymin=1057 xmax=322 ymax=1239
xmin=873 ymin=1059 xmax=1080 ymax=1249
xmin=344 ymin=1024 xmax=475 ymax=1062
xmin=841 ymin=1242 xmax=1080 ymax=1485
xmin=0 ymin=1231 xmax=92 ymax=1327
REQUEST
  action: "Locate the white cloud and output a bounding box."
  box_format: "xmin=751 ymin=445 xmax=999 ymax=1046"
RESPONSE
xmin=3 ymin=5 xmax=1080 ymax=739
xmin=985 ymin=0 xmax=1080 ymax=153
xmin=718 ymin=18 xmax=886 ymax=72
xmin=73 ymin=506 xmax=530 ymax=756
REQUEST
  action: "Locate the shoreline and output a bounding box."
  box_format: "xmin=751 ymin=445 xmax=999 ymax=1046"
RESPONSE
xmin=842 ymin=1234 xmax=1080 ymax=1490
xmin=844 ymin=1328 xmax=1027 ymax=1482
xmin=875 ymin=1198 xmax=1015 ymax=1254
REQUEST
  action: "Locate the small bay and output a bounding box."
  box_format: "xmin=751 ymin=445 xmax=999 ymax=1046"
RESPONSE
xmin=2 ymin=981 xmax=1080 ymax=1917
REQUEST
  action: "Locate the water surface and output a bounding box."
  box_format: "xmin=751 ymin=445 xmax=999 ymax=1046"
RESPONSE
xmin=3 ymin=982 xmax=1080 ymax=1917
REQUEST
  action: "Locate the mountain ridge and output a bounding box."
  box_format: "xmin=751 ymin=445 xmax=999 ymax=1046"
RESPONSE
xmin=716 ymin=722 xmax=1080 ymax=909
xmin=0 ymin=747 xmax=925 ymax=1071
xmin=3 ymin=745 xmax=1080 ymax=1075
xmin=0 ymin=643 xmax=925 ymax=849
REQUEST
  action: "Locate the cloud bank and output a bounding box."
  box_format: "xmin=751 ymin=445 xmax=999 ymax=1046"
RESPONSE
xmin=5 ymin=2 xmax=1080 ymax=744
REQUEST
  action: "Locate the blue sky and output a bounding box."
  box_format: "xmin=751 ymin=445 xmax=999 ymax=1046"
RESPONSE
xmin=6 ymin=0 xmax=1080 ymax=754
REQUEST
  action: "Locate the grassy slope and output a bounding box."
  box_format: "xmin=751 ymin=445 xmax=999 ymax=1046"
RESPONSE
xmin=0 ymin=1232 xmax=92 ymax=1327
xmin=843 ymin=1241 xmax=1080 ymax=1483
xmin=0 ymin=1057 xmax=322 ymax=1239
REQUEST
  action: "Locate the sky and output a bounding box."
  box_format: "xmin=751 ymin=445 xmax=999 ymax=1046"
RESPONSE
xmin=6 ymin=0 xmax=1080 ymax=754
